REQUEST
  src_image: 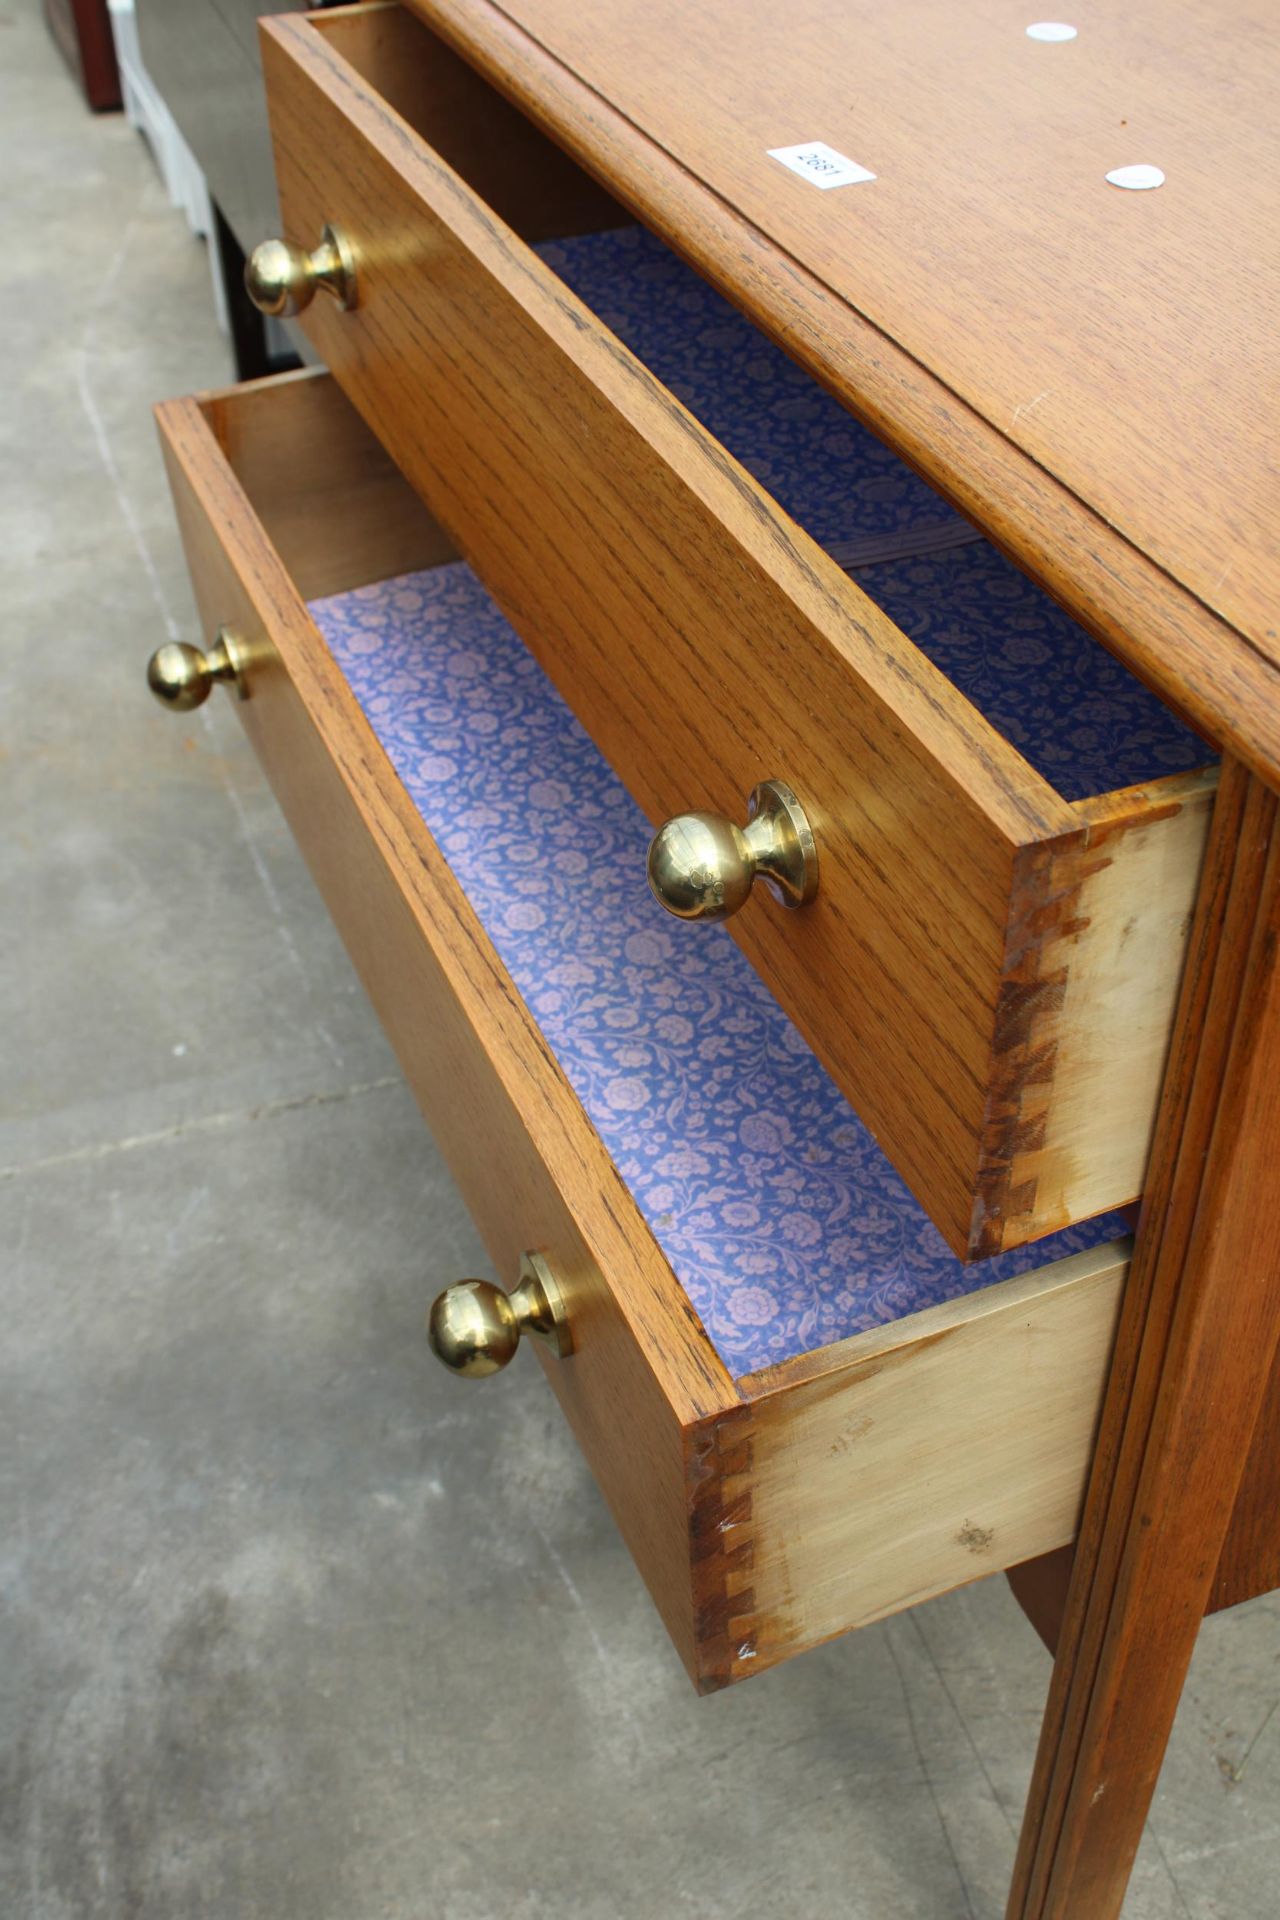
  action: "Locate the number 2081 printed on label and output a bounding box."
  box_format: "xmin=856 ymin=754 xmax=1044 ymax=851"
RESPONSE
xmin=768 ymin=141 xmax=877 ymax=189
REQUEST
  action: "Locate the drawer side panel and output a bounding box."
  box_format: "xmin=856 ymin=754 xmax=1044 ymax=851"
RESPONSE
xmin=696 ymin=1242 xmax=1127 ymax=1685
xmin=994 ymin=777 xmax=1216 ymax=1245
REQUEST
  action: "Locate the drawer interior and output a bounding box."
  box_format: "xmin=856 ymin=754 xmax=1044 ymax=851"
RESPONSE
xmin=310 ymin=556 xmax=1125 ymax=1374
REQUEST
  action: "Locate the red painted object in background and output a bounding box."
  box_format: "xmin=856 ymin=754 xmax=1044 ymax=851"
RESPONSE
xmin=44 ymin=0 xmax=122 ymax=111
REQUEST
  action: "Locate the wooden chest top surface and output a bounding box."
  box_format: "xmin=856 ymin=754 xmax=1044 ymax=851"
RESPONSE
xmin=406 ymin=0 xmax=1280 ymax=779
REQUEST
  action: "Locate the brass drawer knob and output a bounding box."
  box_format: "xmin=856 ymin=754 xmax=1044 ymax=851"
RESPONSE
xmin=427 ymin=1252 xmax=573 ymax=1378
xmin=647 ymin=778 xmax=818 ymax=921
xmin=244 ymin=223 xmax=357 ymax=318
xmin=146 ymin=628 xmax=248 ymax=711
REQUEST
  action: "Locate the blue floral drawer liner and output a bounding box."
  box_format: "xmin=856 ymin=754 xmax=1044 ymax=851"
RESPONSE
xmin=850 ymin=545 xmax=1211 ymax=803
xmin=539 ymin=227 xmax=1211 ymax=803
xmin=313 ymin=563 xmax=1126 ymax=1380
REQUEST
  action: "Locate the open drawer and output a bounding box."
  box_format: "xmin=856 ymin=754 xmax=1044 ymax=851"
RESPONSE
xmin=251 ymin=2 xmax=1215 ymax=1260
xmin=154 ymin=367 xmax=1130 ymax=1690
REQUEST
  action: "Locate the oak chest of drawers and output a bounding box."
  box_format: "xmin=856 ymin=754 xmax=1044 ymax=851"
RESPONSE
xmin=148 ymin=0 xmax=1277 ymax=1738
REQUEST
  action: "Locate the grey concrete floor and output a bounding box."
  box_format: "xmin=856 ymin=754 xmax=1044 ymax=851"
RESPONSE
xmin=4 ymin=6 xmax=1280 ymax=1915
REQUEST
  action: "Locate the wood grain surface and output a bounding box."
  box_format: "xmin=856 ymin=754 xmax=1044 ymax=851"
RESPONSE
xmin=406 ymin=0 xmax=1280 ymax=787
xmin=1008 ymin=755 xmax=1280 ymax=1919
xmin=257 ymin=5 xmax=1213 ymax=1257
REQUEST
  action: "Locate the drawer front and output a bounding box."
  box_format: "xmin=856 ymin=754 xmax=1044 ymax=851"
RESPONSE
xmin=254 ymin=6 xmax=1212 ymax=1261
xmin=255 ymin=6 xmax=1099 ymax=1260
xmin=155 ymin=367 xmax=1129 ymax=1691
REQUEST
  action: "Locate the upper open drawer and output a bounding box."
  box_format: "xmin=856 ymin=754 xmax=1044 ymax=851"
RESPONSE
xmin=253 ymin=1 xmax=1216 ymax=1258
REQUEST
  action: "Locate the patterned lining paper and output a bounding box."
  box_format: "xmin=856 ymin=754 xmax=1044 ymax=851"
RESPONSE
xmin=538 ymin=227 xmax=1211 ymax=802
xmin=314 ymin=564 xmax=1128 ymax=1379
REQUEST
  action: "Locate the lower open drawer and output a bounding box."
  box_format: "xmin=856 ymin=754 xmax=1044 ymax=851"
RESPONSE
xmin=155 ymin=367 xmax=1128 ymax=1690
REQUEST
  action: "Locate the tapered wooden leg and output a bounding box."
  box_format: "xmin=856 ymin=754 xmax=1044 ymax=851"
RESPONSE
xmin=1008 ymin=756 xmax=1280 ymax=1920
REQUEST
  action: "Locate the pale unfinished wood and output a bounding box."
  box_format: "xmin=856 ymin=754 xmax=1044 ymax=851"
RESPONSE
xmin=701 ymin=1241 xmax=1127 ymax=1684
xmin=1004 ymin=773 xmax=1217 ymax=1237
xmin=155 ymin=365 xmax=1136 ymax=1693
xmin=409 ymin=0 xmax=1280 ymax=790
xmin=255 ymin=4 xmax=1215 ymax=1257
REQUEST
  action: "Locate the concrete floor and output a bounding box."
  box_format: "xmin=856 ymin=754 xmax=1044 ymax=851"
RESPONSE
xmin=4 ymin=6 xmax=1280 ymax=1915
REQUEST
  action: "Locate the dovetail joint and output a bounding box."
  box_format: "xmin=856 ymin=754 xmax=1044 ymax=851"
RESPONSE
xmin=686 ymin=1404 xmax=758 ymax=1690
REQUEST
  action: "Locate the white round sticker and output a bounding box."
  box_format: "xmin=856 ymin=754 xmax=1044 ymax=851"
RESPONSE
xmin=1026 ymin=21 xmax=1078 ymax=40
xmin=1105 ymin=164 xmax=1166 ymax=190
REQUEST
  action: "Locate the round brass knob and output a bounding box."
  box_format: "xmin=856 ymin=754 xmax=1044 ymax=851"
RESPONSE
xmin=146 ymin=629 xmax=248 ymax=711
xmin=647 ymin=779 xmax=818 ymax=922
xmin=427 ymin=1252 xmax=573 ymax=1379
xmin=244 ymin=223 xmax=357 ymax=318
